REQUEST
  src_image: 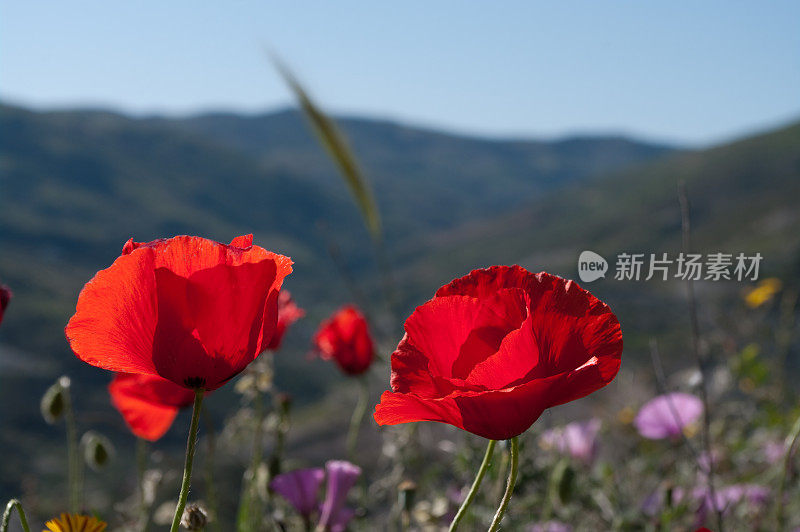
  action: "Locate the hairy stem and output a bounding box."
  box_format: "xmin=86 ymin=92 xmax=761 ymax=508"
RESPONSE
xmin=448 ymin=439 xmax=497 ymax=531
xmin=1 ymin=499 xmax=31 ymax=532
xmin=62 ymin=379 xmax=80 ymax=512
xmin=346 ymin=377 xmax=369 ymax=460
xmin=136 ymin=438 xmax=150 ymax=532
xmin=170 ymin=390 xmax=204 ymax=532
xmin=488 ymin=437 xmax=519 ymax=532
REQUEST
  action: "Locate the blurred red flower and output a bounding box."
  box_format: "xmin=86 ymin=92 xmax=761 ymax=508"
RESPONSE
xmin=266 ymin=290 xmax=305 ymax=351
xmin=109 ymin=373 xmax=197 ymax=441
xmin=0 ymin=283 xmax=11 ymax=326
xmin=313 ymin=305 xmax=374 ymax=375
xmin=66 ymin=235 xmax=292 ymax=391
xmin=374 ymin=266 xmax=622 ymax=440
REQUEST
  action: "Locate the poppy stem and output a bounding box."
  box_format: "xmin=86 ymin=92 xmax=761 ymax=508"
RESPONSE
xmin=2 ymin=499 xmax=31 ymax=532
xmin=137 ymin=438 xmax=150 ymax=532
xmin=488 ymin=437 xmax=519 ymax=532
xmin=346 ymin=377 xmax=369 ymax=460
xmin=61 ymin=378 xmax=80 ymax=513
xmin=448 ymin=439 xmax=497 ymax=531
xmin=170 ymin=390 xmax=204 ymax=532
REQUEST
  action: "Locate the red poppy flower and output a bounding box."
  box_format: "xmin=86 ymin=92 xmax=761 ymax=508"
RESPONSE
xmin=0 ymin=283 xmax=11 ymax=326
xmin=66 ymin=235 xmax=292 ymax=391
xmin=374 ymin=266 xmax=622 ymax=440
xmin=266 ymin=290 xmax=305 ymax=351
xmin=313 ymin=305 xmax=375 ymax=376
xmin=109 ymin=373 xmax=197 ymax=441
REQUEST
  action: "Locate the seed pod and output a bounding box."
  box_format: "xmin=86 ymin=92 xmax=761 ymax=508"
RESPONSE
xmin=398 ymin=480 xmax=417 ymax=513
xmin=549 ymin=459 xmax=576 ymax=506
xmin=82 ymin=431 xmax=114 ymax=470
xmin=41 ymin=378 xmax=67 ymax=424
xmin=180 ymin=503 xmax=208 ymax=530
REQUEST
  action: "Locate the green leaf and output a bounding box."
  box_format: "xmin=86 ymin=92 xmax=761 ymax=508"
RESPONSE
xmin=272 ymin=56 xmax=382 ymax=240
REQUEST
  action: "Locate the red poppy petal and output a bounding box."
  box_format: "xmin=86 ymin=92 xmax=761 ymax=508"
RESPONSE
xmin=526 ymin=274 xmax=622 ymax=376
xmin=450 ymin=288 xmax=528 ymax=378
xmin=110 ymin=373 xmax=196 ymax=408
xmin=403 ymin=296 xmax=484 ymax=378
xmin=66 ymin=249 xmax=159 ymax=376
xmin=389 ymin=335 xmax=446 ymax=397
xmin=150 ymin=260 xmax=277 ymax=389
xmin=374 ymin=390 xmax=465 ymax=431
xmin=547 ymin=354 xmax=621 ymax=407
xmin=188 ymin=260 xmax=276 ymax=361
xmin=109 ymin=377 xmax=181 ymax=441
xmin=435 ymin=265 xmax=533 ymax=299
xmin=229 ymin=234 xmax=254 ymax=248
xmin=151 ymin=268 xmax=210 ymax=386
xmin=375 ymin=374 xmax=557 ymax=440
xmin=404 ymin=289 xmax=528 ymax=380
xmin=463 ymin=311 xmax=544 ymax=389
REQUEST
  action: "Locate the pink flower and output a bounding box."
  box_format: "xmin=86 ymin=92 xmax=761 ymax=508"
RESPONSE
xmin=634 ymin=393 xmax=703 ymax=440
xmin=540 ymin=419 xmax=601 ymax=464
xmin=270 ymin=467 xmax=325 ymax=519
xmin=318 ymin=460 xmax=361 ymax=532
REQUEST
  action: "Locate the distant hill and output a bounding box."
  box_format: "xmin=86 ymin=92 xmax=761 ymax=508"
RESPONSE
xmin=2 ymin=102 xmax=798 ymax=511
xmin=0 ymin=103 xmax=672 ymax=361
xmin=392 ymin=120 xmax=800 ymax=367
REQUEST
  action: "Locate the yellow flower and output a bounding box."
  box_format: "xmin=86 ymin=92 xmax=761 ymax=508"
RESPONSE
xmin=43 ymin=513 xmax=107 ymax=532
xmin=744 ymin=278 xmax=782 ymax=308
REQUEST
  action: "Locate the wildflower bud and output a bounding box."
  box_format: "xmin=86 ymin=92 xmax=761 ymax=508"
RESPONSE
xmin=549 ymin=459 xmax=575 ymax=506
xmin=397 ymin=480 xmax=417 ymax=513
xmin=180 ymin=503 xmax=208 ymax=530
xmin=41 ymin=379 xmax=67 ymax=424
xmin=276 ymin=392 xmax=292 ymax=415
xmin=82 ymin=431 xmax=114 ymax=470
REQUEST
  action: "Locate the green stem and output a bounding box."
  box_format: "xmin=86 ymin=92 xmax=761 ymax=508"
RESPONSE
xmin=137 ymin=438 xmax=150 ymax=532
xmin=1 ymin=499 xmax=31 ymax=532
xmin=346 ymin=377 xmax=369 ymax=460
xmin=202 ymin=408 xmax=220 ymax=532
xmin=488 ymin=437 xmax=519 ymax=532
xmin=62 ymin=378 xmax=80 ymax=512
xmin=448 ymin=439 xmax=497 ymax=532
xmin=170 ymin=390 xmax=204 ymax=532
xmin=776 ymin=412 xmax=800 ymax=528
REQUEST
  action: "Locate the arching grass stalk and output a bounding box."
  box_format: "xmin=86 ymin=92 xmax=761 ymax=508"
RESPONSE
xmin=170 ymin=390 xmax=204 ymax=532
xmin=448 ymin=439 xmax=497 ymax=531
xmin=1 ymin=499 xmax=31 ymax=532
xmin=488 ymin=437 xmax=519 ymax=531
xmin=346 ymin=376 xmax=370 ymax=460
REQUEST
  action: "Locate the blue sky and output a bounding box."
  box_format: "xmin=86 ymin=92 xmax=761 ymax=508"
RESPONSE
xmin=1 ymin=2 xmax=798 ymax=145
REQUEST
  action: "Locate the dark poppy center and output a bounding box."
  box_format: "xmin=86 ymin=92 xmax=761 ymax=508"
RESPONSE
xmin=183 ymin=376 xmax=206 ymax=389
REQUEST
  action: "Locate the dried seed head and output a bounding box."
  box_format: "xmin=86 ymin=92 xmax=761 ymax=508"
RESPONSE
xmin=181 ymin=503 xmax=208 ymax=530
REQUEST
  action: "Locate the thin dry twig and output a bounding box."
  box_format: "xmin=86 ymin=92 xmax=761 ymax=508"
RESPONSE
xmin=678 ymin=181 xmax=724 ymax=532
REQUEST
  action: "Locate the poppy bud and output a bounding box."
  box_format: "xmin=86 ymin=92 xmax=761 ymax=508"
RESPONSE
xmin=276 ymin=393 xmax=292 ymax=415
xmin=180 ymin=503 xmax=208 ymax=530
xmin=549 ymin=459 xmax=575 ymax=506
xmin=82 ymin=431 xmax=114 ymax=470
xmin=41 ymin=377 xmax=69 ymax=424
xmin=398 ymin=480 xmax=417 ymax=513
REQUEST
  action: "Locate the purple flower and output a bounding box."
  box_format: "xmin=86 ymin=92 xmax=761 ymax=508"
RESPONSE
xmin=270 ymin=467 xmax=325 ymax=518
xmin=634 ymin=392 xmax=703 ymax=440
xmin=763 ymin=440 xmax=788 ymax=464
xmin=695 ymin=484 xmax=769 ymax=523
xmin=540 ymin=419 xmax=602 ymax=464
xmin=318 ymin=460 xmax=361 ymax=532
xmin=527 ymin=522 xmax=573 ymax=532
